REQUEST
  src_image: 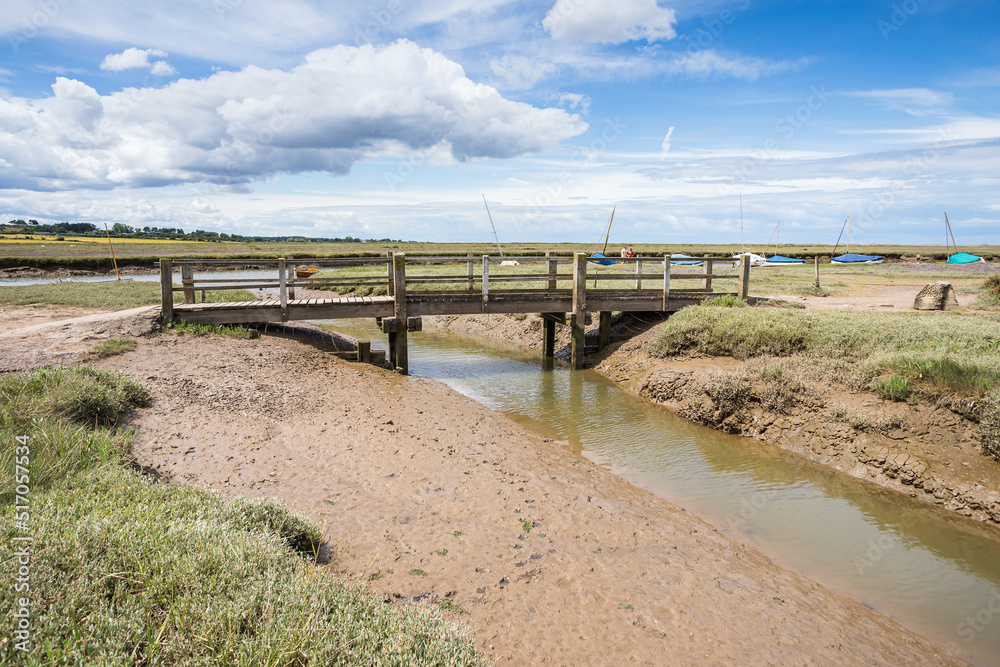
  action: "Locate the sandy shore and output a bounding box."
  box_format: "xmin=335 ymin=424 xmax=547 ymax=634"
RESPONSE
xmin=0 ymin=305 xmax=966 ymax=665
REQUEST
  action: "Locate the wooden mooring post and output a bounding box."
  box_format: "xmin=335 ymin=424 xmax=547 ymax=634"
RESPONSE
xmin=391 ymin=252 xmax=408 ymax=374
xmin=738 ymin=254 xmax=751 ymax=299
xmin=159 ymin=258 xmax=173 ymax=323
xmin=571 ymin=253 xmax=587 ymax=369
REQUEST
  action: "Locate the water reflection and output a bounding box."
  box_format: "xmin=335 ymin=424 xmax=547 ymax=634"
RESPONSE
xmin=318 ymin=318 xmax=1000 ymax=666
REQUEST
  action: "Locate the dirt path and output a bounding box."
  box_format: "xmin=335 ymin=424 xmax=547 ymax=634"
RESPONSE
xmin=1 ymin=308 xmax=964 ymax=665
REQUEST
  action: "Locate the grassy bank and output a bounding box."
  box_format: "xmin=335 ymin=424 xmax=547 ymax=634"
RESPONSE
xmin=650 ymin=301 xmax=1000 ymax=459
xmin=0 ymin=367 xmax=483 ymax=665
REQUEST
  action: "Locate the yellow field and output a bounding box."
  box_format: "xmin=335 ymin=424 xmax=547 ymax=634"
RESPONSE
xmin=0 ymin=235 xmax=212 ymax=245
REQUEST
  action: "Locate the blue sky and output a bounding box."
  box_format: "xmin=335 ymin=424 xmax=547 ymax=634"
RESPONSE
xmin=1 ymin=0 xmax=998 ymax=247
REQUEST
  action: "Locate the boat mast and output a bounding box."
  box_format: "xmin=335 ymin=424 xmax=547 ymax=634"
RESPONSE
xmin=103 ymin=223 xmax=121 ymax=280
xmin=602 ymin=206 xmax=616 ymax=255
xmin=831 ymin=216 xmax=849 ymax=257
xmin=739 ymin=193 xmax=745 ymax=253
xmin=482 ymin=194 xmax=504 ymax=258
xmin=945 ymin=212 xmax=958 ymax=257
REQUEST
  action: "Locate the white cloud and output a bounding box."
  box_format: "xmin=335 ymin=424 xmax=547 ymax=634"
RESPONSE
xmin=558 ymin=92 xmax=590 ymax=114
xmin=543 ymin=0 xmax=677 ymax=44
xmin=150 ymin=61 xmax=177 ymax=76
xmin=661 ymin=125 xmax=674 ymax=153
xmin=666 ymin=49 xmax=807 ymax=81
xmin=0 ymin=40 xmax=586 ymax=191
xmin=844 ymin=88 xmax=953 ymax=116
xmin=100 ymin=47 xmax=169 ymax=72
xmin=490 ymin=55 xmax=557 ymax=90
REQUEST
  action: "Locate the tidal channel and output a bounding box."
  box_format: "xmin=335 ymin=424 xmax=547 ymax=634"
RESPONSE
xmin=319 ymin=319 xmax=1000 ymax=665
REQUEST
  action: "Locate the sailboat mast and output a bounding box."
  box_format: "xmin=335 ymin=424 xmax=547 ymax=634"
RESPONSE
xmin=482 ymin=194 xmax=504 ymax=257
xmin=602 ymin=206 xmax=615 ymax=255
xmin=945 ymin=212 xmax=958 ymax=256
xmin=739 ymin=194 xmax=745 ymax=252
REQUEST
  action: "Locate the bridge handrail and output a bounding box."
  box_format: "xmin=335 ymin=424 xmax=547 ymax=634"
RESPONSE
xmin=160 ymin=253 xmax=752 ymax=326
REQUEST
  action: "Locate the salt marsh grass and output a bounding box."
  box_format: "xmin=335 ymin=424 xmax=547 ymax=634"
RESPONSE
xmin=0 ymin=367 xmax=484 ymax=665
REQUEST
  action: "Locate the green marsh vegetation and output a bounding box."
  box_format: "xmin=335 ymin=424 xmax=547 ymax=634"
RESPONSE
xmin=0 ymin=366 xmax=483 ymax=665
xmin=80 ymin=337 xmax=138 ymax=360
xmin=650 ymin=292 xmax=1000 ymax=460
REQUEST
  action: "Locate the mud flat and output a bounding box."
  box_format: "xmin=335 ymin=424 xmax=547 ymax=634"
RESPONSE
xmin=0 ymin=306 xmax=964 ymax=665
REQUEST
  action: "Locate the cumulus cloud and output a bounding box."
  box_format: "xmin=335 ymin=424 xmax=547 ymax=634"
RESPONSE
xmin=100 ymin=47 xmax=171 ymax=72
xmin=543 ymin=0 xmax=677 ymax=44
xmin=0 ymin=40 xmax=586 ymax=191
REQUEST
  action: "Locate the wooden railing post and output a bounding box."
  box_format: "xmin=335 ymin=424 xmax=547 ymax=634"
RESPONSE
xmin=482 ymin=255 xmax=490 ymax=308
xmin=392 ymin=253 xmax=408 ymax=374
xmin=160 ymin=258 xmax=173 ymax=323
xmin=814 ymin=255 xmax=820 ymax=289
xmin=278 ymin=258 xmax=288 ymax=321
xmin=635 ymin=258 xmax=642 ymax=290
xmin=738 ymin=254 xmax=751 ymax=300
xmin=287 ymin=263 xmax=296 ymax=301
xmin=546 ymin=251 xmax=557 ymax=291
xmin=571 ymin=253 xmax=587 ymax=369
xmin=181 ymin=264 xmax=195 ymax=304
xmin=704 ymin=258 xmax=714 ymax=291
xmin=662 ymin=255 xmax=671 ymax=310
xmin=467 ymin=253 xmax=474 ymax=291
xmin=386 ymin=251 xmax=394 ymax=297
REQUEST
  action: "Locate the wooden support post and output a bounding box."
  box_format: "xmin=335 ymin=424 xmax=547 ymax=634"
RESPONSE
xmin=704 ymin=258 xmax=714 ymax=291
xmin=542 ymin=314 xmax=556 ymax=358
xmin=546 ymin=251 xmax=557 ymax=291
xmin=159 ymin=258 xmax=173 ymax=323
xmin=571 ymin=253 xmax=587 ymax=369
xmin=482 ymin=255 xmax=490 ymax=308
xmin=278 ymin=258 xmax=288 ymax=321
xmin=814 ymin=255 xmax=820 ymax=289
xmin=200 ymin=290 xmax=206 ymax=303
xmin=635 ymin=258 xmax=642 ymax=290
xmin=467 ymin=253 xmax=474 ymax=291
xmin=662 ymin=255 xmax=671 ymax=310
xmin=738 ymin=254 xmax=751 ymax=300
xmin=392 ymin=252 xmax=408 ymax=374
xmin=181 ymin=264 xmax=195 ymax=304
xmin=287 ymin=263 xmax=296 ymax=301
xmin=599 ymin=311 xmax=612 ymax=350
xmin=357 ymin=340 xmax=371 ymax=363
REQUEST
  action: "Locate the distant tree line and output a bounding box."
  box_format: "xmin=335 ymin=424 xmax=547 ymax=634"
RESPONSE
xmin=1 ymin=219 xmax=401 ymax=244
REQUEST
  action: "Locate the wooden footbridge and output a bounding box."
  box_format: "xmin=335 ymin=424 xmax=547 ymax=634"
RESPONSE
xmin=160 ymin=253 xmax=751 ymax=374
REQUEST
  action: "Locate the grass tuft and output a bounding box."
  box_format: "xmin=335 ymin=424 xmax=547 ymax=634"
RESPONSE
xmin=873 ymin=375 xmax=912 ymax=402
xmin=167 ymin=320 xmax=255 ymax=338
xmin=81 ymin=337 xmax=137 ymax=361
